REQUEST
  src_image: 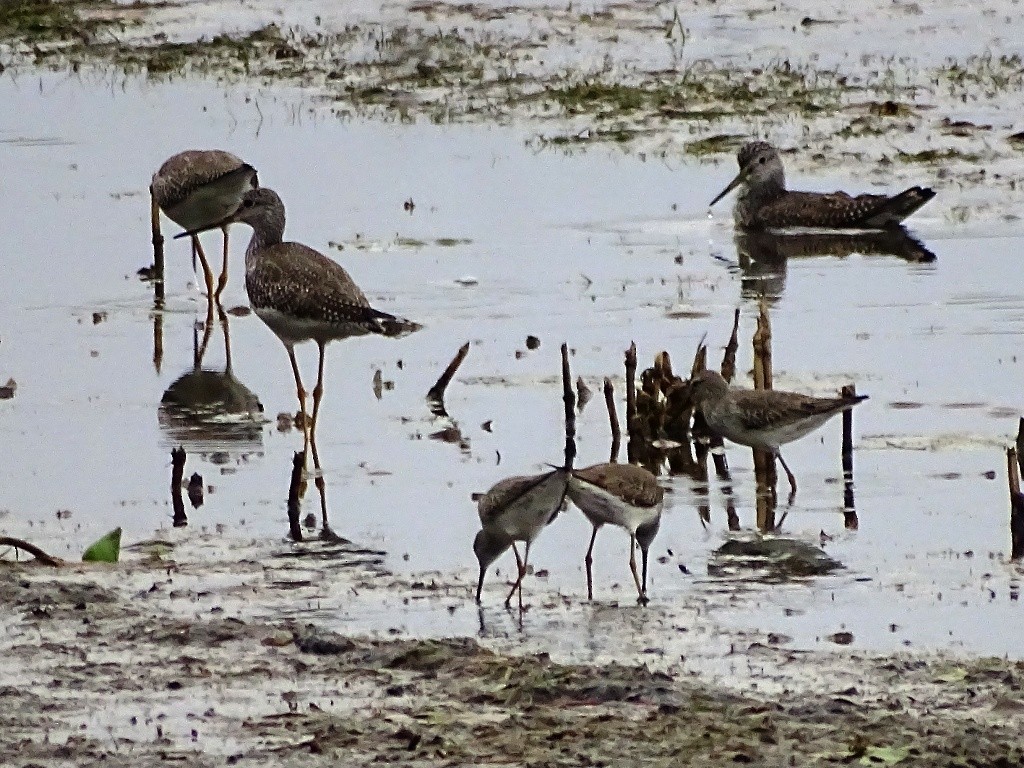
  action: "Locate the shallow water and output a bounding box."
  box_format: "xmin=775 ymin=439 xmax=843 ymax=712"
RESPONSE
xmin=0 ymin=71 xmax=1022 ymax=666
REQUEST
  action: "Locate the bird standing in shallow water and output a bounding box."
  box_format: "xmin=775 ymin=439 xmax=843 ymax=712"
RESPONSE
xmin=688 ymin=369 xmax=867 ymax=497
xmin=178 ymin=187 xmax=420 ymax=472
xmin=709 ymin=141 xmax=934 ymax=230
xmin=151 ymin=150 xmax=259 ymax=298
xmin=474 ymin=468 xmax=569 ymax=610
xmin=566 ymin=462 xmax=663 ymax=605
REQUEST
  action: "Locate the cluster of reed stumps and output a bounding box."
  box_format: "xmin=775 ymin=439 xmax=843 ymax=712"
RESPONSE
xmin=591 ymin=302 xmax=859 ymax=532
xmin=614 ymin=302 xmax=1020 ymax=556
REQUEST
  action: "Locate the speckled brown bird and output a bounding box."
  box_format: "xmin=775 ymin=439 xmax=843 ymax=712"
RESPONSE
xmin=151 ymin=150 xmax=258 ymax=298
xmin=177 ymin=187 xmax=420 ymax=465
xmin=709 ymin=141 xmax=934 ymax=230
xmin=688 ymin=369 xmax=867 ymax=496
xmin=566 ymin=462 xmax=664 ymax=605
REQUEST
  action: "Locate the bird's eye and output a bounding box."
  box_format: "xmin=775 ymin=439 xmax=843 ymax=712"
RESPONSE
xmin=243 ymin=198 xmax=255 ymax=208
xmin=758 ymin=156 xmax=766 ymax=164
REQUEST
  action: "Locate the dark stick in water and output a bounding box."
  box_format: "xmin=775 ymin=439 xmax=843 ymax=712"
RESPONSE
xmin=604 ymin=377 xmax=621 ymax=463
xmin=427 ymin=342 xmax=470 ymax=414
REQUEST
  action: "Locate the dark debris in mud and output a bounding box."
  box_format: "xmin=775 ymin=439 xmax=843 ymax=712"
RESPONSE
xmin=2 ymin=571 xmax=1024 ymax=767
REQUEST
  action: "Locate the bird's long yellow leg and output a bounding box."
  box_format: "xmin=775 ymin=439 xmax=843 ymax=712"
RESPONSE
xmin=628 ymin=533 xmax=645 ymax=602
xmin=196 ymin=294 xmax=216 ymax=366
xmin=286 ymin=345 xmax=310 ymax=468
xmin=218 ymin=303 xmax=233 ymax=373
xmin=309 ymin=341 xmax=328 ymax=471
xmin=192 ymin=236 xmax=216 ymax=299
xmin=505 ymin=543 xmax=526 ymax=609
xmin=308 ymin=341 xmax=331 ymax=536
xmin=777 ymin=452 xmax=798 ymax=498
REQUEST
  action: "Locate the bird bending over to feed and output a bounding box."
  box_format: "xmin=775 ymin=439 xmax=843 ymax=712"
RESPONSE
xmin=176 ymin=187 xmax=420 ymax=471
xmin=151 ymin=149 xmax=259 ymax=299
xmin=709 ymin=141 xmax=935 ymax=231
xmin=474 ymin=468 xmax=569 ymax=610
xmin=566 ymin=462 xmax=663 ymax=605
xmin=688 ymin=369 xmax=867 ymax=497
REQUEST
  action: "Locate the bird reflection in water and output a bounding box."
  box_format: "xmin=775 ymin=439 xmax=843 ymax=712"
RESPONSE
xmin=159 ymin=300 xmax=265 ymax=448
xmin=159 ymin=298 xmax=265 ymax=529
xmin=731 ymin=227 xmax=936 ymax=303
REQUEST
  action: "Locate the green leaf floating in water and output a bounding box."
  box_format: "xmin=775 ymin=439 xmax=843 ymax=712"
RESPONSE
xmin=82 ymin=527 xmax=122 ymax=563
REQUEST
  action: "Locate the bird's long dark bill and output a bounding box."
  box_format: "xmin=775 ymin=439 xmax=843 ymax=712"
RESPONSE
xmin=173 ymin=214 xmax=235 ymax=240
xmin=475 ymin=565 xmax=486 ymax=603
xmin=709 ymin=169 xmax=745 ymax=207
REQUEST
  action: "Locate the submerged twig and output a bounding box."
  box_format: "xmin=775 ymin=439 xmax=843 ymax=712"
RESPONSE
xmin=0 ymin=537 xmax=64 ymax=567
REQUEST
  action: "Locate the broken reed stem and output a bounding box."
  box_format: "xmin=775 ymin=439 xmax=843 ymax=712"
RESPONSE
xmin=576 ymin=377 xmax=592 ymax=412
xmin=151 ymin=190 xmax=165 ymax=305
xmin=427 ymin=341 xmax=470 ymax=404
xmin=1008 ymin=447 xmax=1024 ymax=560
xmin=604 ymin=377 xmax=621 ymax=463
xmin=751 ymin=301 xmax=776 ymax=493
xmin=287 ymin=451 xmax=305 ymax=542
xmin=0 ymin=536 xmax=63 ymax=567
xmin=152 ymin=309 xmax=164 ymax=375
xmin=561 ymin=343 xmax=577 ymax=469
xmin=752 ymin=299 xmax=773 ymax=390
xmin=655 ymin=350 xmax=673 ymax=389
xmin=841 ymin=383 xmax=857 ymax=519
xmin=625 ymin=342 xmax=637 ymax=434
xmin=841 ymin=384 xmax=856 ymax=472
xmin=171 ymin=446 xmax=187 ymax=528
xmin=690 ymin=343 xmax=707 ymax=377
xmin=721 ymin=308 xmax=741 ymax=383
xmin=1015 ymin=418 xmax=1024 ymax=482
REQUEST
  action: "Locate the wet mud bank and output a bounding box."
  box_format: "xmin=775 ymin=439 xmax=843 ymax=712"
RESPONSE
xmin=4 ymin=1 xmax=1024 ymax=764
xmin=3 ymin=557 xmax=1024 ymax=767
xmin=5 ymin=0 xmax=1024 ymax=218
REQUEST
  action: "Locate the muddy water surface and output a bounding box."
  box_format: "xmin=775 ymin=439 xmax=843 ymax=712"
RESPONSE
xmin=0 ymin=72 xmax=1022 ymax=670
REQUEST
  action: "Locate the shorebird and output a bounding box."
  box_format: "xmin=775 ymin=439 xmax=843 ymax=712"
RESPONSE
xmin=151 ymin=150 xmax=259 ymax=298
xmin=474 ymin=468 xmax=569 ymax=610
xmin=709 ymin=141 xmax=935 ymax=230
xmin=176 ymin=187 xmax=420 ymax=469
xmin=688 ymin=369 xmax=867 ymax=496
xmin=566 ymin=462 xmax=664 ymax=605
